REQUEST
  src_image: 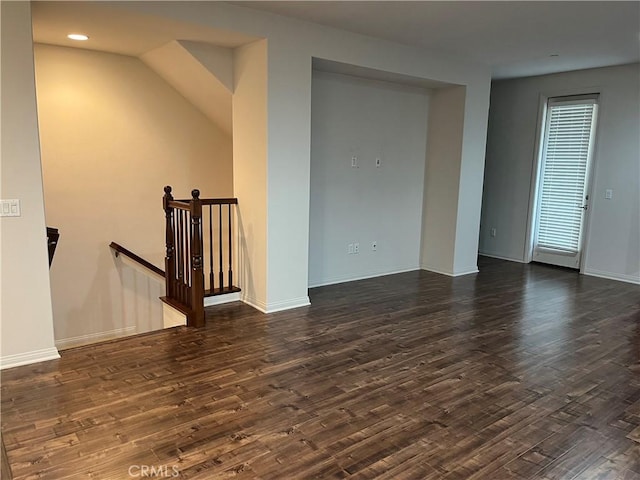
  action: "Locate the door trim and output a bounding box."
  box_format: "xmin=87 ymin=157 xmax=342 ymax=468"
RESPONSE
xmin=524 ymin=86 xmax=602 ymax=269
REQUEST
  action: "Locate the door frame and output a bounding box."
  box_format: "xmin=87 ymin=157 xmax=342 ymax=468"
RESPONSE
xmin=524 ymin=86 xmax=603 ymax=273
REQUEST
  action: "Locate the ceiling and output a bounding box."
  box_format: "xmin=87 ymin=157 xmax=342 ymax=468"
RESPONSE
xmin=31 ymin=2 xmax=257 ymax=57
xmin=31 ymin=1 xmax=639 ymax=80
xmin=235 ymin=1 xmax=640 ymax=79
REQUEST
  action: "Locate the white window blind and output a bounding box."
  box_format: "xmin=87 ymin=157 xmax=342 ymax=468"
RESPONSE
xmin=537 ymin=97 xmax=597 ymax=253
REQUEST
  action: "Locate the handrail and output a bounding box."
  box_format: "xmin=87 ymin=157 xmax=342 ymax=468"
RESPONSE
xmin=176 ymin=198 xmax=238 ymax=205
xmin=169 ymin=198 xmax=238 ymax=209
xmin=109 ymin=242 xmax=165 ymax=277
xmin=168 ymin=199 xmax=191 ymax=210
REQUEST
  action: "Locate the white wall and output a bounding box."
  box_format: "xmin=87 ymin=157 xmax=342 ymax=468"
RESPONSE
xmin=118 ymin=1 xmax=491 ymax=308
xmin=232 ymin=40 xmax=269 ymax=311
xmin=34 ymin=44 xmax=233 ymax=347
xmin=0 ymin=3 xmax=59 ymax=368
xmin=264 ymin=39 xmax=314 ymax=311
xmin=2 ymin=1 xmax=492 ymax=336
xmin=420 ymin=86 xmax=466 ymax=275
xmin=310 ymin=70 xmax=429 ymax=286
xmin=480 ymin=63 xmax=640 ymax=283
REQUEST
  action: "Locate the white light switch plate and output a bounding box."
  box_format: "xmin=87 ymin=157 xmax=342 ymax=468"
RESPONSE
xmin=0 ymin=199 xmax=21 ymax=217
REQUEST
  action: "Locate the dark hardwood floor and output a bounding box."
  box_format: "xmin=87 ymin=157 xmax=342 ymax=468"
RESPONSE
xmin=2 ymin=257 xmax=639 ymax=479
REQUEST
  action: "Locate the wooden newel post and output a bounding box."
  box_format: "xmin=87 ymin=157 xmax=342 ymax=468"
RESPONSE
xmin=190 ymin=189 xmax=205 ymax=328
xmin=163 ymin=186 xmax=175 ymax=299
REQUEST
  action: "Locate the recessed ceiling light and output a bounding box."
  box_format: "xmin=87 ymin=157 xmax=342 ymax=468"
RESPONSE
xmin=67 ymin=34 xmax=89 ymax=41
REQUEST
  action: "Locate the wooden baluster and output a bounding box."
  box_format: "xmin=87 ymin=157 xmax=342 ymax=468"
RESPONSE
xmin=208 ymin=205 xmax=214 ymax=293
xmin=228 ymin=204 xmax=233 ymax=289
xmin=184 ymin=210 xmax=190 ymax=305
xmin=190 ymin=190 xmax=205 ymax=327
xmin=177 ymin=209 xmax=184 ymax=303
xmin=176 ymin=212 xmax=182 ymax=303
xmin=218 ymin=205 xmax=224 ymax=292
xmin=163 ymin=186 xmax=175 ymax=299
xmin=185 ymin=211 xmax=191 ymax=300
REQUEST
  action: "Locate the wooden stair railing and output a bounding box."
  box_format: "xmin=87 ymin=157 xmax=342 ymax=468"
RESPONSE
xmin=109 ymin=242 xmax=164 ymax=277
xmin=161 ymin=186 xmax=240 ymax=328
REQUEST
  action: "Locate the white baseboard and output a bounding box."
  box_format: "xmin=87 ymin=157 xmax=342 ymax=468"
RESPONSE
xmin=55 ymin=326 xmax=137 ymax=350
xmin=478 ymin=254 xmax=639 ymax=285
xmin=582 ymin=268 xmax=640 ymax=285
xmin=421 ymin=265 xmax=479 ymax=277
xmin=478 ymin=252 xmax=526 ymax=263
xmin=204 ymin=292 xmax=241 ymax=307
xmin=241 ymin=294 xmax=311 ymax=314
xmin=241 ymin=294 xmax=268 ymax=313
xmin=264 ymin=297 xmax=311 ymax=313
xmin=453 ymin=266 xmax=480 ymax=276
xmin=420 ymin=263 xmax=452 ymax=276
xmin=0 ymin=347 xmax=60 ymax=370
xmin=309 ymin=267 xmax=419 ymax=289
